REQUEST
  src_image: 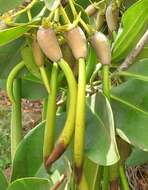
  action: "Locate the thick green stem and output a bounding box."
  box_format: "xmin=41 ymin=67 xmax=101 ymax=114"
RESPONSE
xmin=7 ymin=61 xmax=25 ymax=104
xmin=74 ymin=58 xmax=86 ymax=184
xmin=102 ymin=166 xmax=109 ymax=190
xmin=109 ymin=163 xmax=120 ymax=190
xmin=86 ymin=46 xmax=97 ymax=83
xmin=102 ymin=64 xmax=110 ymax=99
xmin=43 ymin=63 xmax=58 ymax=160
xmin=11 ymin=79 xmax=22 ymax=161
xmin=45 ymin=58 xmax=77 ymax=168
xmin=39 ymin=66 xmax=50 ymax=94
xmin=119 ymin=165 xmax=131 ymax=190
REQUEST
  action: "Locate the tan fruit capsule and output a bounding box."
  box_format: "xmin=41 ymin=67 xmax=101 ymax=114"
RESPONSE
xmin=85 ymin=4 xmax=97 ymax=16
xmin=64 ymin=27 xmax=87 ymax=60
xmin=105 ymin=4 xmax=119 ymax=32
xmin=32 ymin=38 xmax=44 ymax=67
xmin=37 ymin=27 xmax=63 ymax=62
xmin=90 ymin=31 xmax=111 ymax=65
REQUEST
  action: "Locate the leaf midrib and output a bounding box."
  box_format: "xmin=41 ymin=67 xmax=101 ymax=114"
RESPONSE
xmin=111 ymin=94 xmax=148 ymax=116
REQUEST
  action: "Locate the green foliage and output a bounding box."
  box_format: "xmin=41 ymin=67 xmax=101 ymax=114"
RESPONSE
xmin=0 ymin=107 xmax=11 ymax=170
xmin=0 ymin=0 xmax=24 ymax=13
xmin=0 ymin=169 xmax=8 ymax=190
xmin=112 ymin=0 xmax=148 ymax=63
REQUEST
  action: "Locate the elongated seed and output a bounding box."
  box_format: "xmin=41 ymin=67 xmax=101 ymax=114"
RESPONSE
xmin=37 ymin=27 xmax=63 ymax=62
xmin=32 ymin=38 xmax=44 ymax=67
xmin=65 ymin=27 xmax=87 ymax=59
xmin=106 ymin=4 xmax=119 ymax=32
xmin=90 ymin=31 xmax=111 ymax=65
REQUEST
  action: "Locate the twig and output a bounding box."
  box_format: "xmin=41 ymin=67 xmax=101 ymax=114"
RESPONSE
xmin=117 ymin=29 xmax=148 ymax=72
xmin=51 ymin=174 xmax=67 ymax=190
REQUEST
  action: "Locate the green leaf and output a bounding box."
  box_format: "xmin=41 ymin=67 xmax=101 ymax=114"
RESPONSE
xmin=86 ymin=93 xmax=120 ymax=165
xmin=21 ymin=45 xmax=40 ymax=78
xmin=44 ymin=0 xmax=60 ymax=11
xmin=0 ymin=38 xmax=24 ymax=79
xmin=112 ymin=0 xmax=148 ymax=63
xmin=83 ymin=158 xmax=101 ymax=190
xmin=0 ymin=0 xmax=24 ymax=13
xmin=11 ymin=114 xmax=67 ymax=181
xmin=111 ymin=59 xmax=148 ymax=150
xmin=0 ymin=169 xmax=8 ymax=190
xmin=21 ymin=79 xmax=47 ymax=100
xmin=7 ymin=178 xmax=51 ymax=190
xmin=0 ymin=25 xmax=31 ymax=47
xmin=126 ymin=148 xmax=148 ymax=166
xmin=11 ymin=121 xmax=45 ymax=181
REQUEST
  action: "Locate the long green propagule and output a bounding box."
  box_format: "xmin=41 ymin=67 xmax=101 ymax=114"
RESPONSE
xmin=37 ymin=20 xmax=77 ymax=169
xmin=7 ymin=61 xmax=25 ymax=160
xmin=64 ymin=25 xmax=87 ymax=185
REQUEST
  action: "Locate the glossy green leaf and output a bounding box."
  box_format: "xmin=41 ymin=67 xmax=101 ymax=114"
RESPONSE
xmin=0 ymin=25 xmax=31 ymax=47
xmin=86 ymin=93 xmax=120 ymax=165
xmin=0 ymin=0 xmax=24 ymax=13
xmin=21 ymin=79 xmax=47 ymax=100
xmin=83 ymin=158 xmax=101 ymax=190
xmin=0 ymin=169 xmax=8 ymax=190
xmin=8 ymin=178 xmax=51 ymax=190
xmin=111 ymin=59 xmax=148 ymax=150
xmin=0 ymin=38 xmax=24 ymax=79
xmin=112 ymin=0 xmax=148 ymax=63
xmin=126 ymin=148 xmax=148 ymax=166
xmin=21 ymin=45 xmax=40 ymax=78
xmin=44 ymin=0 xmax=60 ymax=11
xmin=11 ymin=121 xmax=45 ymax=181
xmin=11 ymin=113 xmax=67 ymax=181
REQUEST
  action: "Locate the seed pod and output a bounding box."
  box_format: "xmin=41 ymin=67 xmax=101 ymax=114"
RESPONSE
xmin=32 ymin=38 xmax=44 ymax=67
xmin=105 ymin=4 xmax=119 ymax=32
xmin=85 ymin=4 xmax=97 ymax=16
xmin=90 ymin=31 xmax=111 ymax=65
xmin=64 ymin=27 xmax=87 ymax=60
xmin=37 ymin=27 xmax=63 ymax=62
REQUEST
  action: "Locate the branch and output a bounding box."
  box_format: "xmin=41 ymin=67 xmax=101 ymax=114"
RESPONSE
xmin=117 ymin=29 xmax=148 ymax=72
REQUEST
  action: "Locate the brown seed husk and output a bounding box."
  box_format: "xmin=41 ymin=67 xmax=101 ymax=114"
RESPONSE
xmin=65 ymin=27 xmax=87 ymax=60
xmin=37 ymin=27 xmax=63 ymax=62
xmin=106 ymin=4 xmax=119 ymax=32
xmin=90 ymin=31 xmax=111 ymax=65
xmin=32 ymin=38 xmax=44 ymax=67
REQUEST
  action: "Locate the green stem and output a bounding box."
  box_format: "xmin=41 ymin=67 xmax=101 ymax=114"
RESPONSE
xmin=102 ymin=64 xmax=110 ymax=99
xmin=86 ymin=46 xmax=97 ymax=83
xmin=39 ymin=66 xmax=50 ymax=94
xmin=58 ymin=58 xmax=77 ymax=145
xmin=119 ymin=165 xmax=131 ymax=190
xmin=74 ymin=58 xmax=86 ymax=184
xmin=7 ymin=61 xmax=25 ymax=104
xmin=60 ymin=6 xmax=71 ymax=24
xmin=43 ymin=63 xmax=58 ymax=160
xmin=11 ymin=79 xmax=22 ymax=161
xmin=102 ymin=166 xmax=109 ymax=190
xmin=68 ymin=0 xmax=77 ymax=18
xmin=11 ymin=0 xmax=37 ymax=18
